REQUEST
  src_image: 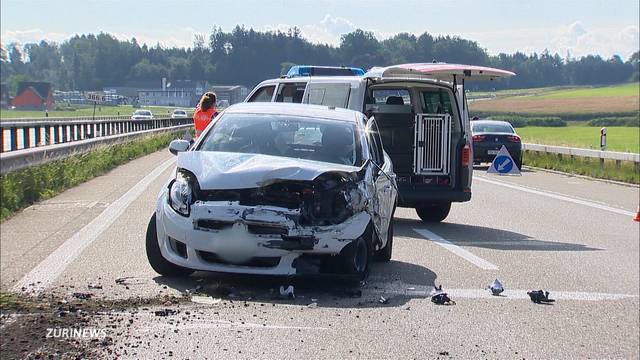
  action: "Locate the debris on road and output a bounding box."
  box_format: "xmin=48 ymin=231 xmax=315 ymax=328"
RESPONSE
xmin=154 ymin=309 xmax=178 ymax=317
xmin=191 ymin=296 xmax=222 ymax=305
xmin=88 ymin=284 xmax=103 ymax=290
xmin=378 ymin=296 xmax=389 ymax=304
xmin=489 ymin=279 xmax=504 ymax=296
xmin=431 ymin=285 xmax=456 ymax=305
xmin=72 ymin=292 xmax=93 ymax=300
xmin=307 ymin=302 xmax=318 ymax=308
xmin=527 ymin=290 xmax=555 ymax=304
xmin=431 ymin=292 xmax=456 ymax=305
xmin=279 ymin=285 xmax=295 ymax=299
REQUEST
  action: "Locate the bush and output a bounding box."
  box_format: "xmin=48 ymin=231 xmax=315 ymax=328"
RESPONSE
xmin=55 ymin=104 xmax=76 ymax=111
xmin=0 ymin=131 xmax=180 ymax=221
xmin=587 ymin=117 xmax=639 ymax=127
xmin=485 ymin=115 xmax=567 ymax=128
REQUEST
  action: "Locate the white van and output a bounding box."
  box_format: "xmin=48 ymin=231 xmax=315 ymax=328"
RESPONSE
xmin=245 ymin=63 xmax=514 ymax=222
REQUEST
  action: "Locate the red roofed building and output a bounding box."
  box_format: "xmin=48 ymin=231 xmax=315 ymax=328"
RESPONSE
xmin=12 ymin=82 xmax=55 ymax=110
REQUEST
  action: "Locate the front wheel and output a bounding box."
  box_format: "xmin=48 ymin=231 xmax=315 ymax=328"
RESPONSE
xmin=340 ymin=236 xmax=371 ymax=282
xmin=416 ymin=202 xmax=451 ymax=223
xmin=146 ymin=213 xmax=194 ymax=277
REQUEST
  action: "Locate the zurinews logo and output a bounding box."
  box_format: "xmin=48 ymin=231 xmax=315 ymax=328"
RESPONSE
xmin=46 ymin=328 xmax=107 ymax=338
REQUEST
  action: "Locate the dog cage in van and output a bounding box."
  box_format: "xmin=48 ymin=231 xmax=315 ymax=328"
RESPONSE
xmin=414 ymin=113 xmax=452 ymax=175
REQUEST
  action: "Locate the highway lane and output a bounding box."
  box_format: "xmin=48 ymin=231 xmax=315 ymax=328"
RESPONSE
xmin=1 ymin=149 xmax=638 ymax=359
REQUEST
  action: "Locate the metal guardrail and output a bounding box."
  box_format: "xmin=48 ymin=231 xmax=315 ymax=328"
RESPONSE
xmin=523 ymin=143 xmax=640 ymax=163
xmin=0 ymin=124 xmax=191 ymax=175
xmin=0 ymin=117 xmax=192 ymax=153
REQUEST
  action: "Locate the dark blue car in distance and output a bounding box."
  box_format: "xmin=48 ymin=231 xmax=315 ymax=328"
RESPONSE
xmin=471 ymin=120 xmax=522 ymax=169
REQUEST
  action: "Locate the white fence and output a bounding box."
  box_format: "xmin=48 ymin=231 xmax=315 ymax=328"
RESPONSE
xmin=523 ymin=143 xmax=640 ymax=163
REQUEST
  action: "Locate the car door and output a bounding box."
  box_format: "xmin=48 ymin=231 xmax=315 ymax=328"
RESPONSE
xmin=366 ymin=117 xmax=397 ymax=245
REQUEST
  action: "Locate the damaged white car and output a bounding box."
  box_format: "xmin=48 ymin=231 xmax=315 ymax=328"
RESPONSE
xmin=146 ymin=103 xmax=398 ymax=280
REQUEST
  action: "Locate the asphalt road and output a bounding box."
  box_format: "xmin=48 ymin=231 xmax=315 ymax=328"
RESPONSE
xmin=1 ymin=150 xmax=638 ymax=359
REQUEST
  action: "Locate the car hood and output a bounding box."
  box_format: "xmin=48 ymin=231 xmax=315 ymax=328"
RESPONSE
xmin=176 ymin=151 xmax=362 ymax=190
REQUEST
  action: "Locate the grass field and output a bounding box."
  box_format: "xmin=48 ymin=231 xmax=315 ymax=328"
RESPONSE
xmin=537 ymin=82 xmax=639 ymax=99
xmin=0 ymin=105 xmax=187 ymax=119
xmin=517 ymin=126 xmax=639 ymax=153
xmin=523 ymin=150 xmax=639 ymax=184
xmin=469 ymin=82 xmax=640 ymax=115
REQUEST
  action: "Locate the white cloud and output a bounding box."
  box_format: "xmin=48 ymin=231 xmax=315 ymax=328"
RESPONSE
xmin=550 ymin=21 xmax=639 ymax=59
xmin=1 ymin=28 xmax=68 ymax=44
xmin=263 ymin=14 xmax=392 ymax=46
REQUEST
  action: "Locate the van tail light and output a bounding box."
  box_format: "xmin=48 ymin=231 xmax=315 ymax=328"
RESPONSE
xmin=462 ymin=142 xmax=471 ymax=166
xmin=508 ymin=135 xmax=521 ymax=143
xmin=472 ymin=135 xmax=485 ymax=142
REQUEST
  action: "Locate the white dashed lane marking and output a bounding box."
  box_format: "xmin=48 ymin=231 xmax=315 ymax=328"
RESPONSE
xmin=413 ymin=228 xmax=499 ymax=270
xmin=12 ymin=157 xmax=175 ymax=294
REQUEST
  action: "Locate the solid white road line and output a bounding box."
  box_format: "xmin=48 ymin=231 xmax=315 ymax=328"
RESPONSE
xmin=366 ymin=280 xmax=638 ymax=301
xmin=413 ymin=228 xmax=499 ymax=270
xmin=475 ymin=176 xmax=636 ymax=217
xmin=12 ymin=157 xmax=176 ymax=294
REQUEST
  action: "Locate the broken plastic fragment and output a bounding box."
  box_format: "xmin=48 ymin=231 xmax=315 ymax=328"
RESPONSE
xmin=527 ymin=290 xmax=555 ymax=304
xmin=279 ymin=285 xmax=295 ymax=299
xmin=378 ymin=296 xmax=389 ymax=304
xmin=489 ymin=279 xmax=504 ymax=296
xmin=431 ymin=292 xmax=456 ymax=305
xmin=307 ymin=302 xmax=318 ymax=308
xmin=72 ymin=292 xmax=92 ymax=300
xmin=191 ymin=295 xmax=222 ymax=305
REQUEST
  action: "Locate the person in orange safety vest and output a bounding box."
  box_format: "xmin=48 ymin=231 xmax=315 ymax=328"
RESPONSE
xmin=193 ymin=92 xmax=217 ymax=138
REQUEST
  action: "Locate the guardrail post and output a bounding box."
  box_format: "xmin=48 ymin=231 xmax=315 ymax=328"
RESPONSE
xmin=10 ymin=127 xmax=18 ymax=151
xmin=23 ymin=126 xmax=31 ymax=149
xmin=34 ymin=126 xmax=41 ymax=147
xmin=0 ymin=128 xmax=4 ymax=152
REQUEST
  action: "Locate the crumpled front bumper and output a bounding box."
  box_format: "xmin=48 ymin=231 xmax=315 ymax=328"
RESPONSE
xmin=155 ymin=192 xmax=371 ymax=275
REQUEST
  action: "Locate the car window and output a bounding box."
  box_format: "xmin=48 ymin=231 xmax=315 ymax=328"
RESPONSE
xmin=371 ymin=89 xmax=411 ymax=105
xmin=421 ymin=88 xmax=453 ymax=115
xmin=304 ymin=83 xmax=350 ymax=108
xmin=247 ymin=85 xmax=275 ymax=102
xmin=471 ymin=123 xmax=514 ymax=133
xmin=367 ymin=119 xmax=385 ymax=165
xmin=198 ymin=113 xmax=359 ymax=166
xmin=275 ymin=83 xmax=306 ymax=103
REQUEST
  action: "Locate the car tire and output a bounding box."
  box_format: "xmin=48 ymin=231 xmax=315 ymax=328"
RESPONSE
xmin=340 ymin=235 xmax=371 ymax=282
xmin=146 ymin=213 xmax=194 ymax=277
xmin=375 ymin=210 xmax=395 ymax=262
xmin=416 ymin=202 xmax=451 ymax=223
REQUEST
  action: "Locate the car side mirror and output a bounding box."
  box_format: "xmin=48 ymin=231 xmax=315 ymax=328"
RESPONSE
xmin=169 ymin=139 xmax=190 ymax=155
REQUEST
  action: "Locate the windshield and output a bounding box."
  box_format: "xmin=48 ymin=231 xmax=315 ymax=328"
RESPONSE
xmin=134 ymin=110 xmax=151 ymax=116
xmin=472 ymin=122 xmax=514 ymax=133
xmin=198 ymin=113 xmax=359 ymax=166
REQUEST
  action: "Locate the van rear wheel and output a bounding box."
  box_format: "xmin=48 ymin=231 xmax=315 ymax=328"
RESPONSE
xmin=416 ymin=203 xmax=451 ymax=223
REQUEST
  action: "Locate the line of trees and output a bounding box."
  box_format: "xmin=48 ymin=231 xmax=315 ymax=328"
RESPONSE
xmin=1 ymin=26 xmax=638 ymax=93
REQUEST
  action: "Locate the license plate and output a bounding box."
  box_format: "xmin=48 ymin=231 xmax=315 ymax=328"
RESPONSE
xmin=487 ymin=150 xmax=499 ymax=155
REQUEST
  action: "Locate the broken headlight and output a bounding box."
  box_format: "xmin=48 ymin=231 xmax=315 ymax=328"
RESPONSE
xmin=168 ymin=169 xmax=195 ymax=216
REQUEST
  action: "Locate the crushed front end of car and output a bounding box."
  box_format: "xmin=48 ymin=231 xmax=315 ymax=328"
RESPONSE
xmin=154 ymin=152 xmax=377 ymax=276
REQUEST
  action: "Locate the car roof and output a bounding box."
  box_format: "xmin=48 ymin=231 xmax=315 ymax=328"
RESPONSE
xmin=223 ymin=102 xmax=363 ymax=123
xmin=471 ymin=120 xmax=513 ymax=126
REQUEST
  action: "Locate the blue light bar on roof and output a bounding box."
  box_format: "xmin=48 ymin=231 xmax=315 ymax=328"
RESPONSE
xmin=286 ymin=65 xmax=365 ymax=78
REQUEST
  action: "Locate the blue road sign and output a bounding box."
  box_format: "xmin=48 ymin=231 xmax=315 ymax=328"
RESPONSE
xmin=493 ymin=155 xmax=513 ymax=173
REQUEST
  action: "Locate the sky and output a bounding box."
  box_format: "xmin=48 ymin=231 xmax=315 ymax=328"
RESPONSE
xmin=1 ymin=0 xmax=639 ymax=60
